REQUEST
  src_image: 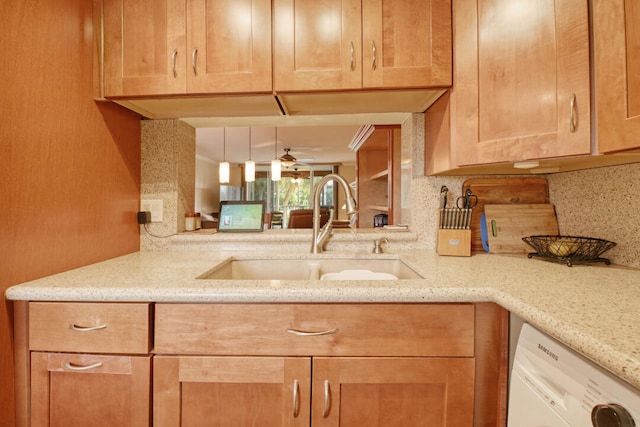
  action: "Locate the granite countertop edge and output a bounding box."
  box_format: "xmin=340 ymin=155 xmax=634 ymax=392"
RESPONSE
xmin=5 ymin=249 xmax=640 ymax=391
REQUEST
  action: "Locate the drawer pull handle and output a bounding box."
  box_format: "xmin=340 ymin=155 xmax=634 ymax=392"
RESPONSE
xmin=350 ymin=41 xmax=355 ymax=71
xmin=293 ymin=379 xmax=300 ymax=417
xmin=191 ymin=47 xmax=198 ymax=76
xmin=64 ymin=361 xmax=103 ymax=371
xmin=569 ymin=93 xmax=578 ymax=133
xmin=323 ymin=379 xmax=331 ymax=418
xmin=285 ymin=328 xmax=339 ymax=337
xmin=171 ymin=48 xmax=178 ymax=78
xmin=70 ymin=324 xmax=107 ymax=332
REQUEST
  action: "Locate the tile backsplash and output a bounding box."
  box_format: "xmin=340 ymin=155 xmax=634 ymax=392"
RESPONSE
xmin=548 ymin=163 xmax=640 ymax=269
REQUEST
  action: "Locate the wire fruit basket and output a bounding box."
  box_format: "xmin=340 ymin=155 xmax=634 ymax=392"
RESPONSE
xmin=522 ymin=235 xmax=617 ymax=267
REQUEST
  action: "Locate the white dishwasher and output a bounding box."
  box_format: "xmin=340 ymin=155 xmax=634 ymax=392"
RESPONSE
xmin=508 ymin=323 xmax=640 ymax=426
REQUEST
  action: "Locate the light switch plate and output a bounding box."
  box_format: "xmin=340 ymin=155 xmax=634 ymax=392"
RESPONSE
xmin=141 ymin=199 xmax=163 ymax=222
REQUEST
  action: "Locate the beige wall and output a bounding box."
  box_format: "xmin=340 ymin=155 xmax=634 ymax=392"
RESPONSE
xmin=0 ymin=0 xmax=142 ymax=422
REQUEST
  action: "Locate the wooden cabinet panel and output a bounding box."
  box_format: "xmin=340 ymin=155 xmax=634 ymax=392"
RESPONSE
xmin=455 ymin=0 xmax=590 ymax=165
xmin=593 ymin=0 xmax=640 ymax=153
xmin=311 ymin=357 xmax=474 ymax=426
xmin=103 ymin=0 xmax=271 ymax=97
xmin=186 ymin=0 xmax=272 ymax=93
xmin=154 ymin=356 xmax=310 ymax=427
xmin=29 ymin=302 xmax=151 ymax=354
xmin=362 ymin=0 xmax=452 ymax=88
xmin=103 ymin=0 xmax=187 ymax=96
xmin=31 ymin=352 xmax=151 ymax=427
xmin=273 ymin=0 xmax=363 ymax=91
xmin=154 ymin=303 xmax=475 ymax=356
xmin=274 ymin=0 xmax=451 ymax=92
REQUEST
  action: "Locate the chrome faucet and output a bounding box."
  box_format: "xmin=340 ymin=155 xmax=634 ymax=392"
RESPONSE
xmin=311 ymin=173 xmax=358 ymax=254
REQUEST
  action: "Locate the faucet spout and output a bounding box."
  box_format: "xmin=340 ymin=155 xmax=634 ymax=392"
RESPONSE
xmin=311 ymin=173 xmax=357 ymax=254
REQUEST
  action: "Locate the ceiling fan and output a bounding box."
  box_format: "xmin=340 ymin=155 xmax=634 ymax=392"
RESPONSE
xmin=279 ymin=148 xmax=297 ymax=167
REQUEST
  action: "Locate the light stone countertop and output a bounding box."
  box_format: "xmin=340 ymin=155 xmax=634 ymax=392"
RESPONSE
xmin=5 ymin=249 xmax=640 ymax=392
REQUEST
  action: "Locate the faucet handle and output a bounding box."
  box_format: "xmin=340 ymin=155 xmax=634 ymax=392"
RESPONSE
xmin=373 ymin=237 xmax=389 ymax=254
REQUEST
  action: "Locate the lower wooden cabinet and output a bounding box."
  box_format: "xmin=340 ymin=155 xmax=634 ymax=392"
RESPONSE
xmin=16 ymin=302 xmax=507 ymax=427
xmin=153 ymin=356 xmax=473 ymax=427
xmin=30 ymin=352 xmax=151 ymax=427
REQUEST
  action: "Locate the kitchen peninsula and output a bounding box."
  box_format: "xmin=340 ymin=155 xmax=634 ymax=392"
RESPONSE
xmin=7 ymin=246 xmax=640 ymax=426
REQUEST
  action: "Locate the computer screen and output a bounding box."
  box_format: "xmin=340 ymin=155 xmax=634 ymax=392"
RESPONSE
xmin=217 ymin=201 xmax=265 ymax=232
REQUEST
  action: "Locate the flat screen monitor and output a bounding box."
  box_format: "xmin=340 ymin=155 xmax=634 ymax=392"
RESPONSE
xmin=217 ymin=201 xmax=265 ymax=232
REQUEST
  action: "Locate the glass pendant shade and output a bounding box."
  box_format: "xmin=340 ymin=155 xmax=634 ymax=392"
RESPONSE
xmin=271 ymin=159 xmax=281 ymax=181
xmin=219 ymin=161 xmax=230 ymax=184
xmin=245 ymin=160 xmax=255 ymax=182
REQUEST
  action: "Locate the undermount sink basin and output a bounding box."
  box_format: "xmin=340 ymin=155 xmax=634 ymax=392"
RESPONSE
xmin=199 ymin=257 xmax=424 ymax=280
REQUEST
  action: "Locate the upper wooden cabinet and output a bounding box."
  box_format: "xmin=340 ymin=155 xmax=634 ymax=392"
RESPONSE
xmin=273 ymin=0 xmax=452 ymax=92
xmin=102 ymin=0 xmax=272 ymax=97
xmin=593 ymin=0 xmax=640 ymax=153
xmin=425 ymin=0 xmax=590 ymax=173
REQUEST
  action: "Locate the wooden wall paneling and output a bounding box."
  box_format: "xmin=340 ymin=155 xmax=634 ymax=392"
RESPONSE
xmin=0 ymin=1 xmax=142 ymax=422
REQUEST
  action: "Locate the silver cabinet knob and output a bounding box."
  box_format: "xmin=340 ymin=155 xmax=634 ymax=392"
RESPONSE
xmin=591 ymin=403 xmax=636 ymax=427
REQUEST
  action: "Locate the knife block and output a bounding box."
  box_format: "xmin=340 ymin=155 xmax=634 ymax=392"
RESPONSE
xmin=437 ymin=229 xmax=471 ymax=257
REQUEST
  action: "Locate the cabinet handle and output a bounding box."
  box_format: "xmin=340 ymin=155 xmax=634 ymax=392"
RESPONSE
xmin=350 ymin=41 xmax=355 ymax=71
xmin=569 ymin=93 xmax=577 ymax=133
xmin=371 ymin=40 xmax=377 ymax=70
xmin=171 ymin=48 xmax=178 ymax=78
xmin=64 ymin=361 xmax=103 ymax=371
xmin=69 ymin=323 xmax=107 ymax=332
xmin=191 ymin=47 xmax=198 ymax=76
xmin=293 ymin=379 xmax=300 ymax=417
xmin=323 ymin=379 xmax=331 ymax=418
xmin=285 ymin=328 xmax=339 ymax=336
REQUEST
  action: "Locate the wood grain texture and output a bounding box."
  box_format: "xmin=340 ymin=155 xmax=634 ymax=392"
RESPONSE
xmin=154 ymin=303 xmax=475 ymax=357
xmin=452 ymin=0 xmax=590 ymax=166
xmin=1 ymin=1 xmax=141 ymax=422
xmin=462 ymin=177 xmax=550 ymax=252
xmin=484 ymin=204 xmax=559 ymax=254
xmin=593 ymin=0 xmax=640 ymax=153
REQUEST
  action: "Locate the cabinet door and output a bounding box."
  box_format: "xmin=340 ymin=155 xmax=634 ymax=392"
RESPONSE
xmin=273 ymin=0 xmax=362 ymax=91
xmin=30 ymin=352 xmax=151 ymax=427
xmin=186 ymin=0 xmax=272 ymax=93
xmin=103 ymin=0 xmax=187 ymax=97
xmin=312 ymin=357 xmax=474 ymax=426
xmin=154 ymin=356 xmax=310 ymax=427
xmin=594 ymin=0 xmax=640 ymax=153
xmin=362 ymin=0 xmax=452 ymax=89
xmin=453 ymin=0 xmax=590 ymax=166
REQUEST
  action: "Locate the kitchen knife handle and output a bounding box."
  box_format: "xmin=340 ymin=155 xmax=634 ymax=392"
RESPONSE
xmin=569 ymin=93 xmax=577 ymax=133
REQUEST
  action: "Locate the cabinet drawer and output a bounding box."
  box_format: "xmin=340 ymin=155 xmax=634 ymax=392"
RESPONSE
xmin=155 ymin=304 xmax=475 ymax=357
xmin=29 ymin=302 xmax=151 ymax=354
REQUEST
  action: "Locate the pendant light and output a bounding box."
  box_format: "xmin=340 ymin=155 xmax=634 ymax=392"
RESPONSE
xmin=271 ymin=127 xmax=281 ymax=181
xmin=244 ymin=127 xmax=255 ymax=182
xmin=219 ymin=128 xmax=230 ymax=184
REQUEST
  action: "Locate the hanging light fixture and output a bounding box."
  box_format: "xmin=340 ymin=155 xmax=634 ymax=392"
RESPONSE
xmin=271 ymin=127 xmax=281 ymax=181
xmin=279 ymin=147 xmax=297 ymax=168
xmin=291 ymin=168 xmax=302 ymax=184
xmin=244 ymin=127 xmax=255 ymax=182
xmin=219 ymin=128 xmax=230 ymax=184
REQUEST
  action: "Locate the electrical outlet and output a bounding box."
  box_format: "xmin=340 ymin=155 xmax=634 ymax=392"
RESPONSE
xmin=140 ymin=199 xmax=163 ymax=222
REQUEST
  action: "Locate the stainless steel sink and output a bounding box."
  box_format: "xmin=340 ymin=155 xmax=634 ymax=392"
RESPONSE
xmin=199 ymin=257 xmax=423 ymax=280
